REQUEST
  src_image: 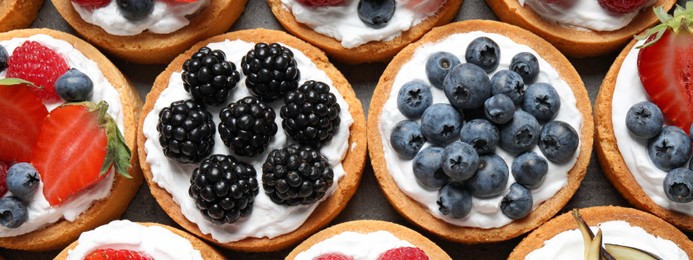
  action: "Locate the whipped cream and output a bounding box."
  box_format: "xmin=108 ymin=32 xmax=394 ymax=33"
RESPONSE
xmin=518 ymin=0 xmax=651 ymax=31
xmin=281 ymin=0 xmax=444 ymax=48
xmin=295 ymin=230 xmax=415 ymax=260
xmin=67 ymin=220 xmax=203 ymax=260
xmin=612 ymin=42 xmax=693 ymax=215
xmin=72 ymin=0 xmax=209 ymax=36
xmin=0 ymin=34 xmax=124 ymax=237
xmin=525 ymin=220 xmax=687 ymax=259
xmin=379 ymin=32 xmax=583 ymax=228
xmin=142 ymin=40 xmax=354 ymax=242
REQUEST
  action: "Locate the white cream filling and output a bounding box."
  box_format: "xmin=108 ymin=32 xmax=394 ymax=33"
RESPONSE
xmin=518 ymin=0 xmax=652 ymax=31
xmin=142 ymin=40 xmax=354 ymax=242
xmin=295 ymin=230 xmax=415 ymax=260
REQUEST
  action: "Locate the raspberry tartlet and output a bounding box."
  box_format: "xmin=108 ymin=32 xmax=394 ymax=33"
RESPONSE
xmin=55 ymin=220 xmax=224 ymax=260
xmin=0 ymin=0 xmax=44 ymax=32
xmin=268 ymin=0 xmax=463 ymax=64
xmin=0 ymin=29 xmax=142 ymax=251
xmin=287 ymin=220 xmax=450 ymax=260
xmin=137 ymin=29 xmax=367 ymax=251
xmin=595 ymin=4 xmax=693 ymax=231
xmin=486 ymin=0 xmax=677 ymax=57
xmin=509 ymin=206 xmax=693 ymax=259
xmin=368 ymin=20 xmax=593 ymax=243
xmin=51 ymin=0 xmax=248 ymax=64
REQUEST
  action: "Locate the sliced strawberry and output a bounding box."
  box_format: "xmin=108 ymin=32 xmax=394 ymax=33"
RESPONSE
xmin=6 ymin=41 xmax=69 ymax=103
xmin=378 ymin=247 xmax=429 ymax=260
xmin=84 ymin=248 xmax=152 ymax=260
xmin=0 ymin=161 xmax=9 ymax=196
xmin=32 ymin=101 xmax=131 ymax=206
xmin=637 ymin=4 xmax=693 ymax=133
xmin=0 ymin=79 xmax=49 ymax=162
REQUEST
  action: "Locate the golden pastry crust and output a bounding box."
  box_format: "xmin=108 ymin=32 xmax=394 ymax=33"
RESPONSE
xmin=509 ymin=206 xmax=693 ymax=259
xmin=54 ymin=222 xmax=225 ymax=259
xmin=594 ymin=39 xmax=693 ymax=231
xmin=0 ymin=0 xmax=44 ymax=32
xmin=286 ymin=220 xmax=451 ymax=259
xmin=267 ymin=0 xmax=463 ymax=64
xmin=367 ymin=20 xmax=593 ymax=243
xmin=51 ymin=0 xmax=248 ymax=64
xmin=485 ymin=0 xmax=676 ymax=57
xmin=137 ymin=29 xmax=367 ymax=252
xmin=0 ymin=28 xmax=142 ymax=251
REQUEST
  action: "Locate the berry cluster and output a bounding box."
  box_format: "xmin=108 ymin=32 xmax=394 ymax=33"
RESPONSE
xmin=182 ymin=47 xmax=240 ymax=106
xmin=391 ymin=37 xmax=579 ymax=220
xmin=262 ymin=144 xmax=334 ymax=205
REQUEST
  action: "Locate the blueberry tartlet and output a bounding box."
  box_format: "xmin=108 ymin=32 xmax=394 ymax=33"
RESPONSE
xmin=137 ymin=29 xmax=367 ymax=251
xmin=367 ymin=20 xmax=593 ymax=243
xmin=0 ymin=0 xmax=44 ymax=32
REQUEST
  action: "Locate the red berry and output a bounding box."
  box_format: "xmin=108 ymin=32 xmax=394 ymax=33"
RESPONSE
xmin=71 ymin=0 xmax=111 ymax=8
xmin=84 ymin=248 xmax=152 ymax=260
xmin=316 ymin=253 xmax=353 ymax=260
xmin=378 ymin=247 xmax=429 ymax=260
xmin=295 ymin=0 xmax=345 ymax=7
xmin=0 ymin=84 xmax=49 ymax=162
xmin=598 ymin=0 xmax=648 ymax=13
xmin=0 ymin=162 xmax=9 ymax=196
xmin=6 ymin=41 xmax=69 ymax=103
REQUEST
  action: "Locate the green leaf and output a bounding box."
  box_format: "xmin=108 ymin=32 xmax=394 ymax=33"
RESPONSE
xmin=89 ymin=101 xmax=132 ymax=179
xmin=636 ymin=3 xmax=693 ymax=48
xmin=0 ymin=78 xmax=36 ymax=87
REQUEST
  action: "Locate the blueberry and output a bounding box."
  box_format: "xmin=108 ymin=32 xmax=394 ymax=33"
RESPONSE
xmin=116 ymin=0 xmax=154 ymax=21
xmin=499 ymin=110 xmax=540 ymax=154
xmin=465 ymin=37 xmax=500 ymax=73
xmin=437 ymin=182 xmax=472 ymax=218
xmin=390 ymin=120 xmax=426 ymax=160
xmin=459 ymin=119 xmax=499 ymax=155
xmin=443 ymin=63 xmax=492 ymax=110
xmin=413 ymin=146 xmax=449 ymax=189
xmin=55 ymin=68 xmax=94 ymax=102
xmin=426 ymin=52 xmax=461 ymax=89
xmin=491 ymin=70 xmax=525 ymax=105
xmin=421 ymin=103 xmax=464 ymax=146
xmin=484 ymin=94 xmax=515 ymax=124
xmin=358 ymin=0 xmax=395 ymax=29
xmin=442 ymin=141 xmax=479 ymax=182
xmin=6 ymin=163 xmax=40 ymax=201
xmin=664 ymin=168 xmax=693 ymax=203
xmin=466 ymin=154 xmax=509 ymax=198
xmin=510 ymin=52 xmax=539 ymax=84
xmin=626 ymin=101 xmax=664 ymax=138
xmin=0 ymin=196 xmax=28 ymax=228
xmin=500 ymin=183 xmax=533 ymax=219
xmin=539 ymin=121 xmax=579 ymax=163
xmin=648 ymin=126 xmax=692 ymax=171
xmin=522 ymin=83 xmax=560 ymax=122
xmin=0 ymin=45 xmax=8 ymax=72
xmin=511 ymin=152 xmax=548 ymax=189
xmin=397 ymin=80 xmax=433 ymax=118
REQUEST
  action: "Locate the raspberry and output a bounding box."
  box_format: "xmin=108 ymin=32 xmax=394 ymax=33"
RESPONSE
xmin=598 ymin=0 xmax=648 ymax=13
xmin=71 ymin=0 xmax=111 ymax=8
xmin=0 ymin=162 xmax=9 ymax=197
xmin=316 ymin=253 xmax=353 ymax=260
xmin=7 ymin=41 xmax=69 ymax=103
xmin=84 ymin=248 xmax=152 ymax=260
xmin=378 ymin=247 xmax=429 ymax=260
xmin=295 ymin=0 xmax=345 ymax=7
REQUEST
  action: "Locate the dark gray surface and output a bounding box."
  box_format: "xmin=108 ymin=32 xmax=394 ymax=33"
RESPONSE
xmin=2 ymin=0 xmax=692 ymax=259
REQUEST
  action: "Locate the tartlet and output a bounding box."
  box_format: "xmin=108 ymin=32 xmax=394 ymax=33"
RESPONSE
xmin=0 ymin=29 xmax=142 ymax=251
xmin=485 ymin=0 xmax=677 ymax=57
xmin=137 ymin=29 xmax=367 ymax=252
xmin=51 ymin=0 xmax=248 ymax=64
xmin=0 ymin=0 xmax=44 ymax=32
xmin=267 ymin=0 xmax=463 ymax=64
xmin=367 ymin=20 xmax=593 ymax=243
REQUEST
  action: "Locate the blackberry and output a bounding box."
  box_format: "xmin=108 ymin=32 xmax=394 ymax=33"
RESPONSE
xmin=219 ymin=96 xmax=278 ymax=157
xmin=262 ymin=144 xmax=334 ymax=206
xmin=280 ymin=80 xmax=341 ymax=148
xmin=241 ymin=43 xmax=300 ymax=102
xmin=157 ymin=100 xmax=215 ymax=164
xmin=189 ymin=154 xmax=259 ymax=224
xmin=182 ymin=47 xmax=240 ymax=106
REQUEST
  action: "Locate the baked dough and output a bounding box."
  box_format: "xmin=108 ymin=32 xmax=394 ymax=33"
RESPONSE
xmin=0 ymin=28 xmax=142 ymax=251
xmin=0 ymin=0 xmax=44 ymax=32
xmin=137 ymin=29 xmax=367 ymax=252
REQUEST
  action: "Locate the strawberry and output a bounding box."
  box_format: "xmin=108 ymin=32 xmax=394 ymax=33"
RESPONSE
xmin=0 ymin=161 xmax=9 ymax=196
xmin=598 ymin=0 xmax=649 ymax=13
xmin=32 ymin=101 xmax=131 ymax=206
xmin=316 ymin=253 xmax=353 ymax=260
xmin=0 ymin=78 xmax=49 ymax=162
xmin=71 ymin=0 xmax=111 ymax=8
xmin=84 ymin=248 xmax=152 ymax=260
xmin=378 ymin=247 xmax=429 ymax=260
xmin=6 ymin=41 xmax=69 ymax=103
xmin=295 ymin=0 xmax=345 ymax=7
xmin=637 ymin=3 xmax=693 ymax=134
